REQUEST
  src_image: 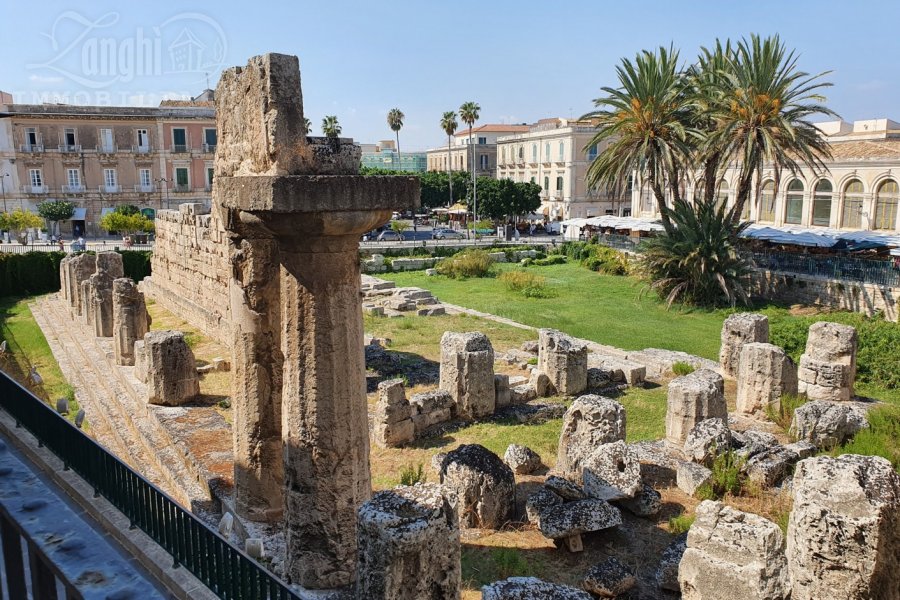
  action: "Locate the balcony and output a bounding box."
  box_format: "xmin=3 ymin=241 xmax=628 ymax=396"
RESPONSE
xmin=202 ymin=143 xmax=216 ymax=153
xmin=171 ymin=144 xmax=189 ymax=153
xmin=99 ymin=185 xmax=119 ymax=194
xmin=58 ymin=144 xmax=82 ymax=153
xmin=96 ymin=145 xmax=118 ymax=154
xmin=21 ymin=185 xmax=47 ymax=194
xmin=19 ymin=144 xmax=44 ymax=153
xmin=61 ymin=184 xmax=85 ymax=193
xmin=173 ymin=183 xmax=191 ymax=193
xmin=134 ymin=184 xmax=156 ymax=193
xmin=132 ymin=145 xmax=152 ymax=154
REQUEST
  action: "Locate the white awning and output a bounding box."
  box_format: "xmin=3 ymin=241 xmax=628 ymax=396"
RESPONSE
xmin=69 ymin=208 xmax=87 ymax=220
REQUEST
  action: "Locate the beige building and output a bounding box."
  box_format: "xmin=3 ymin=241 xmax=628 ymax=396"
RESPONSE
xmin=426 ymin=124 xmax=529 ymax=178
xmin=631 ymin=118 xmax=900 ymax=234
xmin=0 ymin=91 xmax=216 ymax=237
xmin=496 ymin=118 xmax=628 ymax=220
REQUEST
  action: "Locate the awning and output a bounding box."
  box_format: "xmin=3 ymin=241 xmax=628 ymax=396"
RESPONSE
xmin=69 ymin=208 xmax=87 ymax=220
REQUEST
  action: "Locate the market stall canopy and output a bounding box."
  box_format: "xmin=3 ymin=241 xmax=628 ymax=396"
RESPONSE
xmin=741 ymin=223 xmax=900 ymax=250
xmin=68 ymin=208 xmax=87 ymax=220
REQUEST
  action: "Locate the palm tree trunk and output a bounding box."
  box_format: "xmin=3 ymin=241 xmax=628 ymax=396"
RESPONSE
xmin=732 ymin=170 xmax=755 ymax=224
xmin=469 ymin=127 xmax=476 ymax=222
xmin=447 ymin=135 xmax=453 ymax=206
xmin=395 ymin=131 xmax=401 ymax=168
xmin=650 ymin=179 xmax=673 ymax=233
xmin=702 ymin=153 xmax=721 ymax=205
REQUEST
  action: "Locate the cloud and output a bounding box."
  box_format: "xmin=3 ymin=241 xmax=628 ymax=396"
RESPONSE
xmin=28 ymin=74 xmax=64 ymax=83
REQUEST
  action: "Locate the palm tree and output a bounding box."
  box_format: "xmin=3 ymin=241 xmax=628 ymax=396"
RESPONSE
xmin=705 ymin=34 xmax=836 ymax=223
xmin=322 ymin=115 xmax=341 ymax=138
xmin=582 ymin=46 xmax=694 ymax=232
xmin=303 ymin=117 xmax=312 ymax=136
xmin=459 ymin=101 xmax=481 ymax=220
xmin=387 ymin=108 xmax=404 ymax=167
xmin=441 ymin=111 xmax=459 ymax=205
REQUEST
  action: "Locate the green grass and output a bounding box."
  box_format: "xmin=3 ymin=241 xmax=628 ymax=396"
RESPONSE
xmin=833 ymin=404 xmax=900 ymax=470
xmin=668 ymin=513 xmax=695 ymax=534
xmin=462 ymin=546 xmax=542 ymax=588
xmin=0 ymin=296 xmax=81 ymax=423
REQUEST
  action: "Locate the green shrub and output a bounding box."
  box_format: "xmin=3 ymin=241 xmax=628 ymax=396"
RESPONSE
xmin=765 ymin=393 xmax=807 ymax=435
xmin=697 ymin=450 xmax=745 ymax=500
xmin=582 ymin=245 xmax=629 ymax=275
xmin=672 ymin=361 xmax=695 ymax=376
xmin=0 ymin=251 xmax=66 ymax=296
xmin=399 ymin=463 xmax=427 ymax=486
xmin=532 ymin=255 xmax=566 ymax=266
xmin=435 ymin=249 xmax=494 ymax=279
xmin=498 ymin=270 xmax=557 ymax=299
xmin=527 ymin=357 xmax=538 ymax=366
xmin=120 ymin=250 xmax=152 ymax=282
xmin=520 ymin=258 xmax=534 ymax=267
xmin=833 ymin=404 xmax=900 ymax=470
xmin=668 ymin=513 xmax=695 ymax=534
xmin=489 ymin=547 xmax=529 ymax=579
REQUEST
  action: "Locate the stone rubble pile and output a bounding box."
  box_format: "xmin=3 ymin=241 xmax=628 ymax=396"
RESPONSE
xmin=360 ymin=276 xmax=446 ymax=316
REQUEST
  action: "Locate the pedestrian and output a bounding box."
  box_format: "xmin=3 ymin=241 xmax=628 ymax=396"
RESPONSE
xmin=57 ymin=239 xmax=64 ymax=252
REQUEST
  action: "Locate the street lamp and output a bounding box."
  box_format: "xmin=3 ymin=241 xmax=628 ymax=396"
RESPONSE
xmin=155 ymin=177 xmax=170 ymax=210
xmin=1 ymin=172 xmax=8 ymax=213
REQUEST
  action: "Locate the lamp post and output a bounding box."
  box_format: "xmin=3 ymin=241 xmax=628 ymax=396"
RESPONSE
xmin=155 ymin=177 xmax=170 ymax=210
xmin=1 ymin=172 xmax=8 ymax=213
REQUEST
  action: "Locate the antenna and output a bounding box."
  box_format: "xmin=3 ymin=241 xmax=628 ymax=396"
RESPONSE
xmin=205 ymin=72 xmax=210 ymax=90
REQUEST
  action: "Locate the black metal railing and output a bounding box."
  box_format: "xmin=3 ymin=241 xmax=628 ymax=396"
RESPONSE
xmin=742 ymin=250 xmax=900 ymax=287
xmin=0 ymin=371 xmax=299 ymax=600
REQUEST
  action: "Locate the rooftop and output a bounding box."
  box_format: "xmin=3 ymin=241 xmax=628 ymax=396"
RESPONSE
xmin=454 ymin=124 xmax=530 ymax=137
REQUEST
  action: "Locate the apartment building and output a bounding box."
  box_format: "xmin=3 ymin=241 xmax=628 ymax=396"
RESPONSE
xmin=0 ymin=91 xmax=216 ymax=236
xmin=426 ymin=124 xmax=530 ymax=178
xmin=496 ymin=118 xmax=628 ymax=220
xmin=631 ymin=118 xmax=900 ymax=234
xmin=361 ymin=140 xmax=427 ymax=172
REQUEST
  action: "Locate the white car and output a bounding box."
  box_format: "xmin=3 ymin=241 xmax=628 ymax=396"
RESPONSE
xmin=377 ymin=230 xmax=404 ymax=241
xmin=431 ymin=228 xmax=464 ymax=240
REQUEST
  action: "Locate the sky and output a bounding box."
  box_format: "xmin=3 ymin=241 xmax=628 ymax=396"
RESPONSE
xmin=1 ymin=0 xmax=898 ymax=150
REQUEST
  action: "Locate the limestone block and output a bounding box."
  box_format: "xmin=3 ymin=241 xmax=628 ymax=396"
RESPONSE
xmin=509 ymin=384 xmax=536 ymax=405
xmin=537 ymin=329 xmax=587 ymax=396
xmin=544 ymin=475 xmax=587 ymax=501
xmin=139 ymin=330 xmax=200 ymax=406
xmin=787 ymin=455 xmax=900 ymax=600
xmin=656 ymin=534 xmax=687 ymax=592
xmin=615 ymin=483 xmax=662 ymax=517
xmin=409 ymin=390 xmax=454 ymax=434
xmin=719 ymin=312 xmax=769 ymax=378
xmin=581 ymin=441 xmax=642 ymax=501
xmin=789 ymin=400 xmax=866 ymax=449
xmin=80 ymin=280 xmax=93 ymax=326
xmin=665 ymin=369 xmax=726 ymax=447
xmin=684 ymin=417 xmax=732 ymax=466
xmin=112 ymin=278 xmax=151 ymax=366
xmin=482 ymin=577 xmax=592 ymax=600
xmin=797 ymin=321 xmax=858 ymax=401
xmin=582 ymin=556 xmax=636 ymax=598
xmin=529 ymin=370 xmax=551 ymax=397
xmin=503 ymin=444 xmax=541 ymax=474
xmin=744 ymin=445 xmax=801 ymax=488
xmin=494 ymin=374 xmax=511 ymax=408
xmin=67 ymin=253 xmax=96 ymax=314
xmin=628 ymin=440 xmax=682 ymax=487
xmin=556 ymin=395 xmax=626 ymax=478
xmin=679 ymin=501 xmax=790 ymax=600
xmin=440 ymin=444 xmax=515 ymax=529
xmin=356 ymin=483 xmax=461 ymax=599
xmin=677 ymin=462 xmax=712 ymax=497
xmin=525 ymin=487 xmax=562 ymax=527
xmin=731 ymin=429 xmax=779 ymax=460
xmin=89 ymin=252 xmax=125 ymax=338
xmin=439 ymin=331 xmax=496 ymax=420
xmin=538 ymin=499 xmax=622 ymax=539
xmin=735 ymin=342 xmax=797 ymax=416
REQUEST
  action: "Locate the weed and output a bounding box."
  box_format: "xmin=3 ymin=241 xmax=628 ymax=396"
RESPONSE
xmin=399 ymin=463 xmax=426 ymax=486
xmin=672 ymin=361 xmax=695 ymax=376
xmin=698 ymin=450 xmax=746 ymax=500
xmin=498 ymin=271 xmax=557 ymax=299
xmin=668 ymin=513 xmax=695 ymax=534
xmin=833 ymin=404 xmax=900 ymax=470
xmin=490 ymin=547 xmax=529 ymax=579
xmin=765 ymin=393 xmax=807 ymax=436
xmin=217 ymin=399 xmax=232 ymax=409
xmin=526 ymin=357 xmax=538 ymax=366
xmin=436 ymin=250 xmax=494 ymax=279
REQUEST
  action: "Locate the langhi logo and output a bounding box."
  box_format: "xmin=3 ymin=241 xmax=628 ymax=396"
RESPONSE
xmin=26 ymin=11 xmax=228 ymax=89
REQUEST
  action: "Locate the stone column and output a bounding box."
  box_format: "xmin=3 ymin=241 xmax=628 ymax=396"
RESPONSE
xmin=735 ymin=342 xmax=797 ymax=417
xmin=666 ymin=369 xmax=727 ymax=447
xmin=537 ymin=328 xmax=588 ymax=396
xmin=89 ymin=252 xmax=124 ymax=337
xmin=229 ymin=237 xmax=284 ymax=522
xmin=68 ymin=253 xmax=96 ymax=315
xmin=439 ymin=331 xmax=496 ymax=420
xmin=112 ymin=278 xmax=151 ymax=366
xmin=719 ymin=312 xmax=769 ymax=378
xmin=135 ymin=330 xmax=200 ymax=405
xmin=797 ymin=322 xmax=857 ymax=402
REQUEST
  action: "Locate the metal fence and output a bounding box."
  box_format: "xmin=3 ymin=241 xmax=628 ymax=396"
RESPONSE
xmin=0 ymin=371 xmax=299 ymax=600
xmin=0 ymin=243 xmax=154 ymax=254
xmin=742 ymin=250 xmax=900 ymax=287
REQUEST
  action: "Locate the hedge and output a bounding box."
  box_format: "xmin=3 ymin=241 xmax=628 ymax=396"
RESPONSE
xmin=0 ymin=250 xmax=152 ymax=298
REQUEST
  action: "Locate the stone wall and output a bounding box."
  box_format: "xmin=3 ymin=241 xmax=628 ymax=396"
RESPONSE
xmin=141 ymin=204 xmax=231 ymax=343
xmin=750 ymin=269 xmax=899 ymax=322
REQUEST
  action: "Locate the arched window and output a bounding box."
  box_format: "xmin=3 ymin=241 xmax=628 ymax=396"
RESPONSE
xmin=545 ymin=142 xmax=550 ymax=161
xmin=518 ymin=146 xmax=523 ymax=161
xmin=759 ymin=181 xmax=776 ymax=222
xmin=716 ymin=179 xmax=729 ymax=209
xmin=841 ymin=179 xmax=864 ymax=229
xmin=531 ymin=144 xmax=537 ymax=162
xmin=558 ymin=141 xmax=565 ymax=161
xmin=812 ymin=180 xmax=832 ymax=226
xmin=785 ymin=179 xmax=804 ymax=224
xmin=501 ymin=146 xmax=506 ymax=163
xmin=875 ymin=180 xmax=899 ymax=230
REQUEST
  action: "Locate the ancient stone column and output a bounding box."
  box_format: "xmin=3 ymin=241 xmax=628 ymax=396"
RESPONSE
xmin=80 ymin=280 xmax=93 ymax=326
xmin=797 ymin=321 xmax=857 ymax=402
xmin=215 ymin=52 xmax=418 ymax=589
xmin=373 ymin=379 xmax=414 ymax=448
xmin=665 ymin=369 xmax=726 ymax=447
xmin=719 ymin=312 xmax=769 ymax=378
xmin=112 ymin=278 xmax=151 ymax=366
xmin=537 ymin=328 xmax=588 ymax=396
xmin=735 ymin=342 xmax=797 ymax=417
xmin=439 ymin=331 xmax=496 ymax=420
xmin=356 ymin=483 xmax=461 ymax=599
xmin=89 ymin=252 xmax=124 ymax=337
xmin=59 ymin=255 xmax=71 ymax=303
xmin=68 ymin=253 xmax=96 ymax=315
xmin=134 ymin=330 xmax=200 ymax=405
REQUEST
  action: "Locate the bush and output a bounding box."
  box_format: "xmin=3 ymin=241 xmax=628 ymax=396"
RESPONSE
xmin=833 ymin=404 xmax=900 ymax=470
xmin=435 ymin=249 xmax=493 ymax=279
xmin=533 ymin=255 xmax=567 ymax=266
xmin=0 ymin=250 xmax=152 ymax=298
xmin=668 ymin=513 xmax=695 ymax=534
xmin=765 ymin=393 xmax=807 ymax=435
xmin=498 ymin=270 xmax=557 ymax=299
xmin=672 ymin=361 xmax=695 ymax=376
xmin=697 ymin=450 xmax=745 ymax=500
xmin=399 ymin=463 xmax=426 ymax=486
xmin=582 ymin=245 xmax=629 ymax=275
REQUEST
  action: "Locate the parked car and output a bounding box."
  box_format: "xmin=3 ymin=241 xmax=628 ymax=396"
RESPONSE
xmin=432 ymin=228 xmax=464 ymax=240
xmin=377 ymin=230 xmax=404 ymax=241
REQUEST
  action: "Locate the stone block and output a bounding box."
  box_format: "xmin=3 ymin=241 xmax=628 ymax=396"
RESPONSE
xmin=665 ymin=369 xmax=726 ymax=447
xmin=503 ymin=444 xmax=541 ymax=474
xmin=677 ymin=462 xmax=712 ymax=497
xmin=581 ymin=440 xmax=642 ymax=501
xmin=556 ymin=395 xmax=626 ymax=478
xmin=538 ymin=499 xmax=622 ymax=539
xmin=789 ymin=400 xmax=866 ymax=449
xmin=544 ymin=475 xmax=587 ymax=501
xmin=138 ymin=330 xmax=200 ymax=406
xmin=440 ymin=444 xmax=515 ymax=529
xmin=615 ymin=483 xmax=662 ymax=517
xmin=797 ymin=321 xmax=857 ymax=402
xmin=656 ymin=535 xmax=687 ymax=592
xmin=736 ymin=342 xmax=797 ymax=416
xmin=439 ymin=331 xmax=496 ymax=420
xmin=583 ymin=556 xmax=636 ymax=598
xmin=112 ymin=278 xmax=151 ymax=366
xmin=719 ymin=312 xmax=769 ymax=378
xmin=482 ymin=577 xmax=592 ymax=600
xmin=537 ymin=329 xmax=588 ymax=395
xmin=494 ymin=374 xmax=511 ymax=408
xmin=684 ymin=417 xmax=732 ymax=466
xmin=525 ymin=487 xmax=562 ymax=527
xmin=89 ymin=252 xmax=124 ymax=337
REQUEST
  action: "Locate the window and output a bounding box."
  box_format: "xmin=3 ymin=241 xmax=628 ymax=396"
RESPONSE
xmin=543 ymin=176 xmax=549 ymax=192
xmin=479 ymin=154 xmax=488 ymax=170
xmin=874 ymin=180 xmax=899 ymax=230
xmin=558 ymin=141 xmax=564 ymax=161
xmin=841 ymin=179 xmax=864 ymax=229
xmin=544 ymin=142 xmax=550 ymax=161
xmin=99 ymin=128 xmax=114 ymax=152
xmin=136 ymin=129 xmax=149 ymax=150
xmin=66 ymin=168 xmax=81 ymax=190
xmin=25 ymin=127 xmax=39 ymax=149
xmin=531 ymin=144 xmax=537 ymax=162
xmin=29 ymin=169 xmax=43 ymax=188
xmin=518 ymin=146 xmax=523 ymax=161
xmin=172 ymin=128 xmax=187 ymax=151
xmin=587 ymin=144 xmax=598 ymax=161
xmin=785 ymin=179 xmax=804 ymax=224
xmin=139 ymin=168 xmax=152 ymax=189
xmin=759 ymin=181 xmax=775 ymax=222
xmin=175 ymin=167 xmax=189 ymax=190
xmin=556 ymin=176 xmax=563 ymax=192
xmin=204 ymin=128 xmax=217 ymax=149
xmin=477 ymin=136 xmax=487 ymax=145
xmin=206 ymin=167 xmax=214 ymax=190
xmin=530 ymin=176 xmax=535 ymax=184
xmin=103 ymin=168 xmax=117 ymax=190
xmin=64 ymin=128 xmax=76 ymax=146
xmin=812 ymin=180 xmax=832 ymax=226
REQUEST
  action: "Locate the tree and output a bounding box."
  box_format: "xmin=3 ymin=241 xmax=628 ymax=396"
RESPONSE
xmin=0 ymin=209 xmax=44 ymax=244
xmin=389 ymin=220 xmax=409 ymax=239
xmin=459 ymin=101 xmax=481 ymax=219
xmin=512 ymin=181 xmax=542 ymax=217
xmin=99 ymin=212 xmax=154 ymax=237
xmin=114 ymin=204 xmax=140 ymax=216
xmin=468 ymin=178 xmax=541 ymax=222
xmin=387 ymin=108 xmax=404 ymax=162
xmin=704 ymin=34 xmax=835 ymax=223
xmin=440 ymin=111 xmax=459 ymax=204
xmin=322 ymin=115 xmax=341 ymax=138
xmin=37 ymin=200 xmax=75 ymax=236
xmin=303 ymin=117 xmax=312 ymax=135
xmin=582 ymin=46 xmax=694 ymax=232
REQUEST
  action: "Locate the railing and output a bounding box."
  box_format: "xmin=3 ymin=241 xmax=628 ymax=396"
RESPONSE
xmin=743 ymin=250 xmax=900 ymax=287
xmin=172 ymin=144 xmax=189 ymax=153
xmin=21 ymin=185 xmax=47 ymax=194
xmin=174 ymin=183 xmax=191 ymax=193
xmin=100 ymin=184 xmax=120 ymax=193
xmin=58 ymin=144 xmax=82 ymax=153
xmin=0 ymin=371 xmax=300 ymax=599
xmin=203 ymin=143 xmax=217 ymax=153
xmin=593 ymin=233 xmax=640 ymax=252
xmin=134 ymin=183 xmax=156 ymax=193
xmin=132 ymin=145 xmax=153 ymax=154
xmin=62 ymin=184 xmax=85 ymax=193
xmin=97 ymin=145 xmax=118 ymax=154
xmin=19 ymin=144 xmax=44 ymax=153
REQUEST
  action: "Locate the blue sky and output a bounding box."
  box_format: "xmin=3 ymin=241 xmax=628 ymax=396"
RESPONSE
xmin=1 ymin=0 xmax=897 ymax=149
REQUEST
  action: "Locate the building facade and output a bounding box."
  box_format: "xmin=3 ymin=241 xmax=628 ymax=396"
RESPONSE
xmin=426 ymin=124 xmax=530 ymax=179
xmin=0 ymin=92 xmax=216 ymax=237
xmin=496 ymin=118 xmax=628 ymax=220
xmin=630 ymin=118 xmax=900 ymax=234
xmin=361 ymin=140 xmax=426 ymax=172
